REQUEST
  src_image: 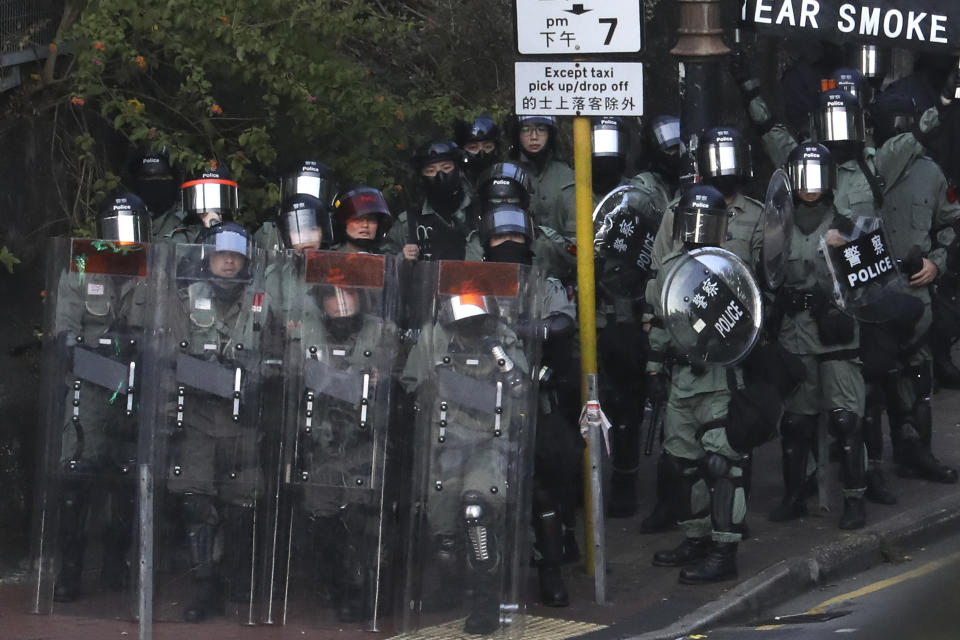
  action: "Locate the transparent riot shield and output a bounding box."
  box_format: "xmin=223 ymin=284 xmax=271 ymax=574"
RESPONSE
xmin=593 ymin=184 xmax=663 ymax=300
xmin=264 ymin=250 xmax=400 ymax=630
xmin=144 ymin=240 xmax=280 ymax=625
xmin=31 ymin=237 xmax=166 ymax=620
xmin=762 ymin=169 xmax=794 ymax=290
xmin=399 ymin=260 xmax=543 ymax=637
xmin=819 ymin=214 xmax=907 ymax=322
xmin=661 ymin=246 xmax=763 ymax=365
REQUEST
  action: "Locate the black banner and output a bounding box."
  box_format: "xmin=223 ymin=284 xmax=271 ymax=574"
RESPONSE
xmin=741 ymin=0 xmax=959 ymax=52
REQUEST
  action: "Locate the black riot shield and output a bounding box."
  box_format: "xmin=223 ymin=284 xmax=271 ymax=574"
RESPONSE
xmin=143 ymin=240 xmax=279 ymax=625
xmin=31 ymin=237 xmax=166 ymax=620
xmin=661 ymin=247 xmax=764 ymax=365
xmin=399 ymin=260 xmax=543 ymax=637
xmin=820 ymin=214 xmax=907 ymax=323
xmin=762 ymin=169 xmax=794 ymax=291
xmin=593 ymin=184 xmax=663 ymax=300
xmin=264 ymin=250 xmax=400 ymax=630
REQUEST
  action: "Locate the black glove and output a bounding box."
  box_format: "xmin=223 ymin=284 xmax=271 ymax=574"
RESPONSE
xmin=646 ymin=372 xmax=668 ymax=405
xmin=730 ymin=48 xmax=753 ymax=86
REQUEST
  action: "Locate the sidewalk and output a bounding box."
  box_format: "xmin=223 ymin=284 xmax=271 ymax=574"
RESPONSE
xmin=2 ymin=390 xmax=959 ymax=640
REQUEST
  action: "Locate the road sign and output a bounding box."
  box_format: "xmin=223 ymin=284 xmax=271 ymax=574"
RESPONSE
xmin=515 ymin=0 xmax=643 ymax=55
xmin=515 ymin=61 xmax=644 ymax=116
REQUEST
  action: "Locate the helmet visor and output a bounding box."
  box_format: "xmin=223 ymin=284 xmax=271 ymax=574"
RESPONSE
xmin=98 ymin=212 xmax=149 ymax=243
xmin=700 ymin=140 xmax=742 ymax=177
xmin=652 ymin=119 xmax=682 ymax=150
xmin=281 ymin=208 xmax=326 ymax=248
xmin=282 ymin=174 xmax=335 ymax=205
xmin=789 ymin=156 xmax=836 ymax=196
xmin=592 ymin=128 xmax=624 ymax=157
xmin=181 ymin=179 xmax=239 ymax=215
xmin=814 ymin=104 xmax=864 ymax=143
xmin=673 ymin=209 xmax=729 ymax=246
xmin=479 ymin=207 xmax=534 ymax=246
xmin=206 ymin=226 xmax=252 ymax=257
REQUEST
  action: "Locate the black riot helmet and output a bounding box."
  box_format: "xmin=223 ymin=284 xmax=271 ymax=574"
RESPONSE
xmin=454 ymin=115 xmax=500 ymax=177
xmin=787 ymin=143 xmax=836 ymax=203
xmin=869 ymin=92 xmax=919 ymax=148
xmin=133 ymin=148 xmax=179 ymax=216
xmin=672 ymin=184 xmax=729 ymax=247
xmin=697 ymin=127 xmax=751 ymax=197
xmin=332 ymin=186 xmax=393 ymax=247
xmin=277 ymin=194 xmax=333 ymax=250
xmin=280 ymin=160 xmax=336 ymax=209
xmin=181 ymin=163 xmax=239 ymax=225
xmin=476 ymin=162 xmax=532 ymax=211
xmin=97 ymin=193 xmax=150 ymax=242
xmin=645 ymin=115 xmax=683 ymax=179
xmin=812 ymin=88 xmax=865 ymax=148
xmin=832 ymin=67 xmax=869 ymax=105
xmin=413 ymin=141 xmax=465 ymax=216
xmin=197 ymin=222 xmax=253 ymax=282
xmin=591 ymin=116 xmax=629 ymax=194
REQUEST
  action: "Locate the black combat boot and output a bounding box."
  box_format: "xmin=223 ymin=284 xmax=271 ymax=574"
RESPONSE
xmin=652 ymin=537 xmax=712 ymax=567
xmin=53 ymin=484 xmax=87 ymax=603
xmin=678 ymin=542 xmax=738 ymax=584
xmin=838 ymin=496 xmax=867 ymax=530
xmin=100 ymin=483 xmax=135 ymax=590
xmin=463 ymin=492 xmax=500 ymax=635
xmin=181 ymin=495 xmax=224 ymax=623
xmin=533 ymin=505 xmax=568 ymax=607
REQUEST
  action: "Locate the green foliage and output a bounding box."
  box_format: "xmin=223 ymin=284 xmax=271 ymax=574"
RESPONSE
xmin=0 ymin=247 xmax=21 ymax=274
xmin=64 ymin=0 xmax=516 ymax=227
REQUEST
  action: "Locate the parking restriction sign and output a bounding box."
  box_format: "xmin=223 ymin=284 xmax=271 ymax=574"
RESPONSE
xmin=514 ymin=0 xmax=643 ymax=56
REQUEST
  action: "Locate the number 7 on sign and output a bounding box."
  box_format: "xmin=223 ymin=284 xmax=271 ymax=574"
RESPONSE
xmin=599 ymin=17 xmax=617 ymax=45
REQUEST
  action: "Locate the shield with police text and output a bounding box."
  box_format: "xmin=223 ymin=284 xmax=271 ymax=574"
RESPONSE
xmin=263 ymin=249 xmax=401 ymax=630
xmin=661 ymin=246 xmax=763 ymax=365
xmin=819 ymin=214 xmax=907 ymax=322
xmin=31 ymin=237 xmax=168 ymax=622
xmin=593 ymin=184 xmax=664 ymax=300
xmin=398 ymin=260 xmax=543 ymax=637
xmin=762 ymin=169 xmax=794 ymax=290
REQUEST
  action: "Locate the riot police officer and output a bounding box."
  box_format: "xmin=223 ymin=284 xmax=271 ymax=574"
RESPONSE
xmin=455 ymin=115 xmax=500 ymax=187
xmin=165 ymin=223 xmax=273 ymax=622
xmin=383 ymin=142 xmax=474 ymax=261
xmin=130 ymin=149 xmax=183 ymax=240
xmin=331 ymin=186 xmax=394 ymax=254
xmin=170 ymin=164 xmax=240 ymax=244
xmin=255 ymin=160 xmax=337 ymax=251
xmin=49 ymin=194 xmax=151 ymax=603
xmin=478 ymin=204 xmax=578 ymax=607
xmin=864 ymin=90 xmax=960 ymax=486
xmin=770 ymin=144 xmax=869 ymax=528
xmin=645 ymin=185 xmax=759 ymax=583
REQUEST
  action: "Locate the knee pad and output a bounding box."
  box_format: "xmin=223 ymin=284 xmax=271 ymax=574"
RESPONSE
xmin=462 ymin=491 xmax=497 ymax=569
xmin=780 ymin=412 xmax=815 ymax=442
xmin=700 ymin=453 xmax=732 ymax=480
xmin=828 ymin=409 xmax=860 ymax=439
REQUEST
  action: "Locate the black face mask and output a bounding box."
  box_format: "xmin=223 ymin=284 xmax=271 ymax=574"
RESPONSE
xmin=347 ymin=236 xmax=379 ymax=252
xmin=485 ymin=240 xmax=533 ymax=265
xmin=137 ymin=179 xmax=179 ymax=215
xmin=824 ymin=141 xmax=861 ymax=165
xmin=707 ymin=175 xmax=741 ymax=199
xmin=651 ymin=151 xmax=682 ymax=184
xmin=424 ymin=170 xmax=464 ymax=216
xmin=464 ymin=150 xmax=496 ymax=177
xmin=323 ymin=314 xmax=363 ymax=343
xmin=210 ymin=277 xmax=246 ymax=300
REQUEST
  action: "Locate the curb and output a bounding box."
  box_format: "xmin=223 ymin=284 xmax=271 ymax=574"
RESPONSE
xmin=626 ymin=489 xmax=960 ymax=640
